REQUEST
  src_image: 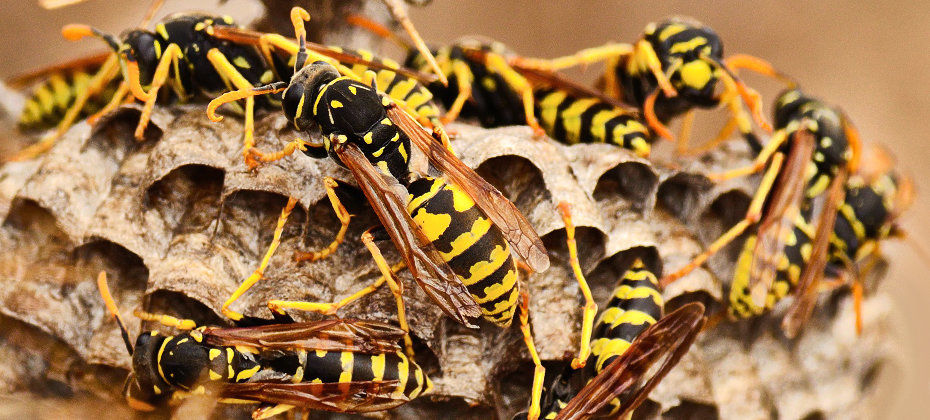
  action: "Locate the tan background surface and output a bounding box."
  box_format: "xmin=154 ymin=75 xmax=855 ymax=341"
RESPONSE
xmin=0 ymin=0 xmax=927 ymax=417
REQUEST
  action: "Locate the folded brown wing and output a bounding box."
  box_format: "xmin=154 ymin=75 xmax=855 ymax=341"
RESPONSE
xmin=220 ymin=380 xmax=406 ymax=413
xmin=204 ymin=319 xmax=403 ymax=354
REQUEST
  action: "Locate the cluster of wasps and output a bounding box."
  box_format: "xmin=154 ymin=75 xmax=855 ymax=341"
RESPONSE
xmin=5 ymin=1 xmax=918 ymax=418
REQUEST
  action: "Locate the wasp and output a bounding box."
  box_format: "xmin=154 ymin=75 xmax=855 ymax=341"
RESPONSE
xmin=95 ymin=271 xmax=431 ymax=418
xmin=521 ymin=17 xmax=792 ymax=154
xmin=209 ymin=7 xmax=552 ymax=418
xmin=661 ymin=89 xmax=861 ymax=335
xmin=345 ymin=15 xmax=655 ymax=157
xmin=515 ymin=258 xmax=704 ymax=419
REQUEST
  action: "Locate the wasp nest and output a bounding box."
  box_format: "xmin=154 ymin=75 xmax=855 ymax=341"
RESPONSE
xmin=0 ymin=98 xmax=893 ymax=419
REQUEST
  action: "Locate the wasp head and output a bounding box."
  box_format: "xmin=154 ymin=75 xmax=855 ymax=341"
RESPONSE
xmin=282 ymin=61 xmax=340 ymax=131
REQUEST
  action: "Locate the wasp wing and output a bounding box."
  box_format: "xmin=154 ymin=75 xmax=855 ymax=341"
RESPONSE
xmin=746 ymin=129 xmax=816 ymax=308
xmin=6 ymin=51 xmax=113 ymax=88
xmin=204 ymin=319 xmax=404 ymax=354
xmin=554 ymin=303 xmax=705 ymax=420
xmin=208 ymin=26 xmax=437 ymax=83
xmin=782 ymin=169 xmax=847 ymax=337
xmin=385 ymin=105 xmax=551 ymax=272
xmin=219 ymin=380 xmax=406 ymax=413
xmin=337 ymin=143 xmax=481 ymax=327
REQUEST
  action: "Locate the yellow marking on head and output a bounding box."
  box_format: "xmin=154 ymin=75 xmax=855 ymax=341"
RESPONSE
xmin=339 ymin=351 xmax=354 ymax=383
xmin=153 ymin=40 xmax=162 ymax=59
xmin=312 ymin=79 xmax=340 ymax=115
xmin=371 ymin=353 xmax=386 ymax=381
xmin=679 ymin=60 xmax=714 ymax=89
xmin=657 ymin=23 xmax=687 ymax=41
xmin=152 ymin=384 xmax=162 ymax=395
xmin=156 ymin=23 xmax=169 ymax=40
xmin=294 ymin=92 xmax=306 ymax=120
xmin=669 ymin=37 xmax=708 ymax=54
xmin=411 ymin=208 xmax=452 ymax=242
xmin=330 ymin=99 xmax=343 ymax=108
xmin=235 ymin=364 xmax=261 ymax=382
xmin=461 ymin=244 xmax=512 ymax=285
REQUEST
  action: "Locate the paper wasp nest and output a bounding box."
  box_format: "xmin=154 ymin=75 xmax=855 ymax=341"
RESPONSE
xmin=0 ymin=3 xmax=893 ymax=419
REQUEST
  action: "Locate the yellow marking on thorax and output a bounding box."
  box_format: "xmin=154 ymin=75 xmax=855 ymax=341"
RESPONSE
xmin=313 ymin=78 xmax=346 ymax=115
xmin=156 ymin=339 xmax=170 ymax=383
xmin=330 ymin=100 xmax=343 ymax=108
xmin=235 ymin=364 xmax=261 ymax=382
xmin=156 ymin=24 xmax=169 ymax=40
xmin=232 ymin=56 xmax=251 ymax=69
xmin=226 ymin=348 xmax=234 ymax=364
xmin=669 ymin=37 xmax=708 ymax=54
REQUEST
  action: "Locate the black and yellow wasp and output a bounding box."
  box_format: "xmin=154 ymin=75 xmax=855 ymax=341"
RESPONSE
xmin=209 ymin=7 xmax=553 ymax=419
xmin=522 ymin=17 xmax=789 ymax=154
xmin=349 ymin=15 xmax=656 ymax=157
xmin=7 ymin=10 xmax=278 ymax=164
xmin=660 ymin=88 xmax=865 ymax=337
xmin=95 ymin=272 xmax=431 ymax=418
xmin=516 ymin=208 xmax=704 ymax=419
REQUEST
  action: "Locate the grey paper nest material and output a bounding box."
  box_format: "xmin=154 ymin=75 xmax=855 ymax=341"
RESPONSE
xmin=0 ymin=104 xmax=893 ymax=419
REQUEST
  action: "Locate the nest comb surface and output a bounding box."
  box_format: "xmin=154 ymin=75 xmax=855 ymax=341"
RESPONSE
xmin=0 ymin=97 xmax=894 ymax=419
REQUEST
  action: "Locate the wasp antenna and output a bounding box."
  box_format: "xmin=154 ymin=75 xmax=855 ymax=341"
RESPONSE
xmin=96 ymin=271 xmax=134 ymax=356
xmin=61 ymin=24 xmax=121 ymax=52
xmin=207 ymin=82 xmax=287 ymax=122
xmin=345 ymin=13 xmax=413 ymax=51
xmin=290 ymin=7 xmax=312 ymax=71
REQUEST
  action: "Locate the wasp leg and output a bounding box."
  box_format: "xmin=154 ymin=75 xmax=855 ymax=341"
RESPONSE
xmin=518 ymin=289 xmax=544 ymax=420
xmin=660 ymin=152 xmax=785 ymax=288
xmin=852 ymin=276 xmax=864 ymax=335
xmin=724 ymin=54 xmax=796 ymax=87
xmin=380 ymin=0 xmax=447 ymax=86
xmin=557 ymin=202 xmax=597 ymax=370
xmin=86 ymin=81 xmax=130 ymax=125
xmin=248 ymin=138 xmax=312 ymax=166
xmin=133 ymin=309 xmax=198 ymax=330
xmin=717 ymin=66 xmax=771 ymax=133
xmin=439 ymin=59 xmax=474 ymax=125
xmin=643 ymin=89 xmax=675 ymax=141
xmin=706 ymin=129 xmax=788 ymax=182
xmin=253 ymin=403 xmax=295 ymax=420
xmin=127 ymin=43 xmax=183 ymax=140
xmin=7 ymin=53 xmax=121 ymax=162
xmin=293 ymin=178 xmax=352 ymax=263
xmin=207 ymin=48 xmax=269 ymax=169
xmin=483 ymin=52 xmax=544 ymax=137
xmin=514 ymin=42 xmax=633 ymax=72
xmin=361 ymin=228 xmax=414 ymax=357
xmin=223 ymin=197 xmax=298 ymax=321
xmin=636 ymin=40 xmax=677 ymax=98
xmin=269 ymin=262 xmax=404 ymax=316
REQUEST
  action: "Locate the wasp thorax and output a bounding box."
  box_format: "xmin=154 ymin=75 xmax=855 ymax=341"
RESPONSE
xmin=282 ymin=61 xmax=341 ymax=131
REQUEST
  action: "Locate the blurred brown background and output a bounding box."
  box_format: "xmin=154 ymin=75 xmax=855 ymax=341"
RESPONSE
xmin=0 ymin=0 xmax=927 ymax=417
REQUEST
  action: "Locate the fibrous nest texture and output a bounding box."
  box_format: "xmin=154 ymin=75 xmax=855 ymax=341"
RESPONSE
xmin=0 ymin=101 xmax=893 ymax=419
